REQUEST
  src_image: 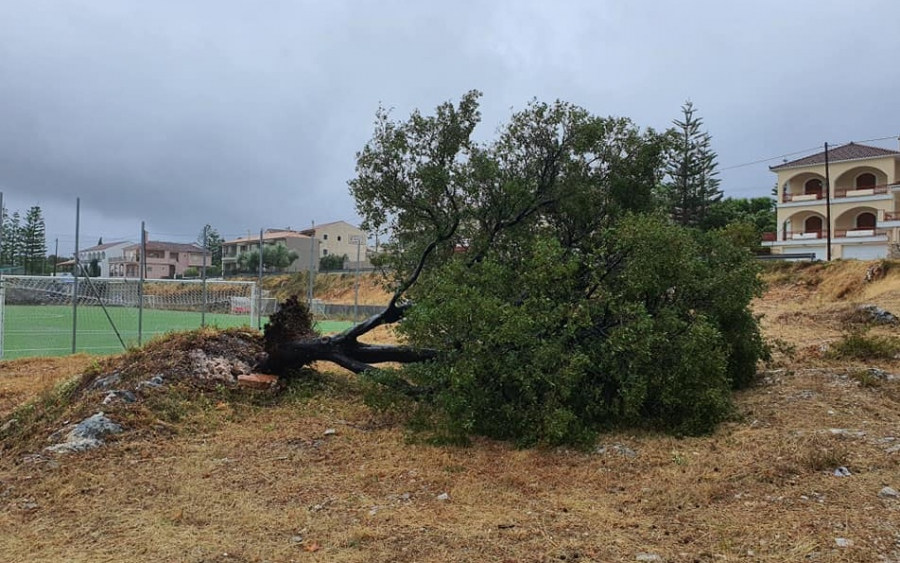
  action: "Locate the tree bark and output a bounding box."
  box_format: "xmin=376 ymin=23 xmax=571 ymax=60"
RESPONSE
xmin=257 ymin=299 xmax=436 ymax=376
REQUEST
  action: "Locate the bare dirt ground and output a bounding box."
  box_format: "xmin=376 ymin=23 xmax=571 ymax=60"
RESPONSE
xmin=1 ymin=261 xmax=899 ymax=562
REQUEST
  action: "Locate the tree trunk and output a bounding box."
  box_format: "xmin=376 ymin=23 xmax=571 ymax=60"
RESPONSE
xmin=256 ymin=296 xmax=436 ymax=376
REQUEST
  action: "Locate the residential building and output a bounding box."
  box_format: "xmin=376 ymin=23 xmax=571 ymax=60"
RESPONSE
xmin=763 ymin=142 xmax=900 ymax=260
xmin=299 ymin=221 xmax=370 ymax=269
xmin=220 ymin=229 xmax=318 ymax=275
xmin=109 ymin=241 xmax=210 ymax=279
xmin=76 ymin=241 xmax=132 ymax=277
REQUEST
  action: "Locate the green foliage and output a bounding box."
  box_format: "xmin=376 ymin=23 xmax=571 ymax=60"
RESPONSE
xmin=183 ymin=267 xmax=200 ymax=278
xmin=828 ymin=327 xmax=900 ymax=360
xmin=320 ymin=253 xmax=348 ymax=271
xmin=198 ymin=225 xmax=224 ymax=267
xmin=88 ymin=258 xmax=101 ymax=277
xmin=237 ymin=243 xmax=300 ymax=273
xmin=351 ymin=92 xmax=765 ymax=445
xmin=22 ymin=206 xmax=46 ymax=275
xmin=701 ymin=197 xmax=776 ymax=233
xmin=664 ymin=101 xmax=722 ymax=227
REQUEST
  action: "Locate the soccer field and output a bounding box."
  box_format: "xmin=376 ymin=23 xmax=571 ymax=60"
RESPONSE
xmin=0 ymin=305 xmax=354 ymax=359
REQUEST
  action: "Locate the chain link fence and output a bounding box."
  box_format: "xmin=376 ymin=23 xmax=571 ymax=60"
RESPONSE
xmin=0 ymin=275 xmax=257 ymax=359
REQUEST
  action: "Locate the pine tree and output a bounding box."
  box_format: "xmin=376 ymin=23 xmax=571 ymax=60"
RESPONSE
xmin=22 ymin=206 xmax=46 ymax=275
xmin=7 ymin=211 xmax=25 ymax=269
xmin=198 ymin=225 xmax=223 ymax=267
xmin=0 ymin=206 xmax=10 ymax=267
xmin=666 ymin=101 xmax=722 ymax=227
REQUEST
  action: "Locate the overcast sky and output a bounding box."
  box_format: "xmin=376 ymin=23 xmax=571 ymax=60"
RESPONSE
xmin=1 ymin=0 xmax=899 ymax=255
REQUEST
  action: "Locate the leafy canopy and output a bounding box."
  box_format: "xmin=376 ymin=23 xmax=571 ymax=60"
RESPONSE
xmin=350 ymin=91 xmax=765 ymax=444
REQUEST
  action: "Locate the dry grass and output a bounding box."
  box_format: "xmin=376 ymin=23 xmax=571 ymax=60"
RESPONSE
xmin=1 ymin=261 xmax=900 ymax=562
xmin=0 ymin=355 xmax=95 ymax=419
xmin=259 ymin=272 xmax=392 ymax=306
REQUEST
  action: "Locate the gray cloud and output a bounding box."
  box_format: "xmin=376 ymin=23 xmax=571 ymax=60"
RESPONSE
xmin=1 ymin=0 xmax=899 ymax=253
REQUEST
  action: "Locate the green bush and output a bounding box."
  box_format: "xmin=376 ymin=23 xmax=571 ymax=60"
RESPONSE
xmin=828 ymin=328 xmax=900 ymax=360
xmin=396 ymin=216 xmax=764 ymax=444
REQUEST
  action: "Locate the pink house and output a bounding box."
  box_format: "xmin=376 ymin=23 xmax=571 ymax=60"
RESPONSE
xmin=109 ymin=241 xmax=210 ymax=279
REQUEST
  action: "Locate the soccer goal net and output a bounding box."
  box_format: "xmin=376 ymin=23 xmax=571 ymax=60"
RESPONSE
xmin=0 ymin=275 xmax=258 ymax=359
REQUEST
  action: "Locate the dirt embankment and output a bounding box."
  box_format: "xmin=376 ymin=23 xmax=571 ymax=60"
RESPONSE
xmin=255 ymin=271 xmax=392 ymax=305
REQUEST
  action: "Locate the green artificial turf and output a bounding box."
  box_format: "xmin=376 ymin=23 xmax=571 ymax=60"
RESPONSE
xmin=1 ymin=305 xmax=354 ymax=359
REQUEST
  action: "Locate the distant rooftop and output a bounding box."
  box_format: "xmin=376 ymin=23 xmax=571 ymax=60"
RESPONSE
xmin=79 ymin=241 xmax=131 ymax=252
xmin=770 ymin=142 xmax=900 ymax=171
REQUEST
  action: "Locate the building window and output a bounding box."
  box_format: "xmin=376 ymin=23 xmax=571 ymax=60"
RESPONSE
xmin=856 ymin=212 xmax=876 ymax=229
xmin=856 ymin=173 xmax=877 ymax=188
xmin=170 ymin=252 xmax=179 ymax=261
xmin=322 ymin=249 xmax=328 ymax=256
xmin=337 ymin=235 xmax=342 ymax=241
xmin=323 ymin=234 xmax=328 ymax=240
xmin=804 ymin=179 xmax=823 ymax=196
xmin=804 ymin=216 xmax=823 ymax=234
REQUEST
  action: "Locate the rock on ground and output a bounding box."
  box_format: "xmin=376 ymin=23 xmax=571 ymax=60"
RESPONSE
xmin=45 ymin=413 xmax=123 ymax=455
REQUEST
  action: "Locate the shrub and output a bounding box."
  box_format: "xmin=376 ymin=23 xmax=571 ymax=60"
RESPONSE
xmin=828 ymin=328 xmax=900 ymax=360
xmin=397 ymin=216 xmax=764 ymax=444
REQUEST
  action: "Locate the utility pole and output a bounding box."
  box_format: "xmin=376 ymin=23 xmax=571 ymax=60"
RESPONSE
xmin=53 ymin=238 xmax=59 ymax=276
xmin=824 ymin=142 xmax=832 ymax=261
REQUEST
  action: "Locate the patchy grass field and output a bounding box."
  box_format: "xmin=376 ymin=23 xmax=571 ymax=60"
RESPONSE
xmin=1 ymin=261 xmax=899 ymax=562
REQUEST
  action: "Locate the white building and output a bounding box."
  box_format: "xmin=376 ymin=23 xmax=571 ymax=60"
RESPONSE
xmin=77 ymin=241 xmax=133 ymax=277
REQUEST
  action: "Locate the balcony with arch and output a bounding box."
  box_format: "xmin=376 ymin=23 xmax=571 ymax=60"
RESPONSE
xmin=781 ymin=173 xmax=827 ymax=203
xmin=833 ymin=167 xmax=892 ymax=199
xmin=775 ymin=211 xmax=829 ymax=241
xmin=833 ymin=207 xmax=888 ymax=240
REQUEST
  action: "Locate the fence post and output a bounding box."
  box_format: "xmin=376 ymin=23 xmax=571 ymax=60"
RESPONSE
xmin=72 ymin=197 xmax=80 ymax=354
xmin=257 ymin=229 xmax=263 ymax=330
xmin=201 ymin=225 xmax=208 ymax=328
xmin=138 ymin=221 xmax=146 ymax=345
xmin=250 ymin=282 xmax=258 ymax=330
xmin=0 ymin=277 xmax=5 ymax=359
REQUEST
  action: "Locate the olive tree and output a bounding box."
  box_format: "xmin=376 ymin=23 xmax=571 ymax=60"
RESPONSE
xmin=260 ymin=91 xmax=765 ymax=443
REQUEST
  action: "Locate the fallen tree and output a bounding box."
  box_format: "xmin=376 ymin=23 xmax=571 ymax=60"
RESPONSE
xmin=258 ymin=91 xmax=767 ymax=444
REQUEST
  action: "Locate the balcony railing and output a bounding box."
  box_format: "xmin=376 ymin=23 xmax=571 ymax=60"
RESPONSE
xmin=764 ymin=230 xmax=829 ymax=242
xmin=782 ymin=183 xmax=899 ymax=202
xmin=884 ymin=211 xmax=900 ymax=221
xmin=782 ymin=192 xmax=824 ymax=203
xmin=834 ymin=184 xmax=890 ymax=198
xmin=833 ymin=228 xmax=887 ymax=238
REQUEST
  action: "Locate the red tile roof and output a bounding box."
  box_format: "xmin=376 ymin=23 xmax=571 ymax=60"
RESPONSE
xmin=770 ymin=142 xmax=900 ymax=171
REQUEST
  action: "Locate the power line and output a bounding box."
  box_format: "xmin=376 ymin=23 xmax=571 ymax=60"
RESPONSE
xmin=721 ymin=135 xmax=899 ymax=172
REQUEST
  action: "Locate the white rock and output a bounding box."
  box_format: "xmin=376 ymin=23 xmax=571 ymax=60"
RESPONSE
xmin=436 ymin=493 xmax=449 ymax=501
xmin=835 ymin=538 xmax=852 ymax=547
xmin=878 ymin=486 xmax=899 ymax=499
xmin=833 ymin=466 xmax=852 ymax=477
xmin=635 ymin=554 xmax=662 ymax=562
xmin=323 ymin=428 xmax=337 ymax=436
